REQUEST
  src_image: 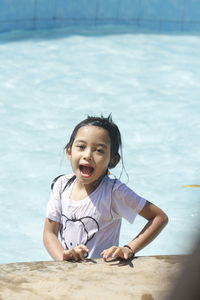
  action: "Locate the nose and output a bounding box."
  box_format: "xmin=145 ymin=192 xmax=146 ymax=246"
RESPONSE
xmin=83 ymin=148 xmax=92 ymax=161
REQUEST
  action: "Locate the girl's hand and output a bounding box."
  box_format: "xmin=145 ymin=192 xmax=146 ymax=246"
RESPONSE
xmin=100 ymin=246 xmax=134 ymax=261
xmin=63 ymin=244 xmax=89 ymax=261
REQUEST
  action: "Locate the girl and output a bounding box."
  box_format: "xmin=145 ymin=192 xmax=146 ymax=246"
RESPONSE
xmin=43 ymin=115 xmax=168 ymax=261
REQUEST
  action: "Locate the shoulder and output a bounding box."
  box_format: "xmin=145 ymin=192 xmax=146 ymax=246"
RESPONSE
xmin=51 ymin=174 xmax=74 ymax=191
xmin=103 ymin=176 xmax=124 ymax=192
xmin=106 ymin=176 xmax=143 ymax=200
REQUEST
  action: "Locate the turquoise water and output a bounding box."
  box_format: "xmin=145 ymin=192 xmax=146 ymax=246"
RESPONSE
xmin=0 ymin=26 xmax=200 ymax=264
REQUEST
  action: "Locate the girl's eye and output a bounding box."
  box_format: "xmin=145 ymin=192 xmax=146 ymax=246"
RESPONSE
xmin=77 ymin=145 xmax=85 ymax=150
xmin=96 ymin=148 xmax=104 ymax=153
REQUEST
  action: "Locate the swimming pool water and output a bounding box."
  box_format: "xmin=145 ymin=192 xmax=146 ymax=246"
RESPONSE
xmin=0 ymin=26 xmax=200 ymax=264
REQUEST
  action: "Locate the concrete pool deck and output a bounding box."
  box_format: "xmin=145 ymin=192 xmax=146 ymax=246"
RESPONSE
xmin=0 ymin=255 xmax=186 ymax=300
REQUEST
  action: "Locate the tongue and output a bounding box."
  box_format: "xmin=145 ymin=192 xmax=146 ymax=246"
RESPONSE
xmin=80 ymin=166 xmax=93 ymax=175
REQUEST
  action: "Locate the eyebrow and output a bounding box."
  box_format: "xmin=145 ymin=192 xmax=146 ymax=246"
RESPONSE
xmin=74 ymin=139 xmax=108 ymax=148
xmin=74 ymin=139 xmax=86 ymax=144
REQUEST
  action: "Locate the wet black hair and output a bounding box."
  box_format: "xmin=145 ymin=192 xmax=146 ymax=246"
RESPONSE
xmin=51 ymin=114 xmax=127 ymax=190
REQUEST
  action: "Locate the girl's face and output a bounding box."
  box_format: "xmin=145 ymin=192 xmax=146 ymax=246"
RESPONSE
xmin=67 ymin=125 xmax=111 ymax=186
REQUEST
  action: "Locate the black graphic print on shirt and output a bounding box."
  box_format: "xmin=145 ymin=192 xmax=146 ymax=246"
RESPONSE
xmin=61 ymin=214 xmax=99 ymax=249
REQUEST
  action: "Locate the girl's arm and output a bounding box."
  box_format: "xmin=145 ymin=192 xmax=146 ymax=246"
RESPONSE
xmin=101 ymin=201 xmax=168 ymax=260
xmin=43 ymin=218 xmax=65 ymax=261
xmin=128 ymin=201 xmax=168 ymax=253
xmin=43 ymin=218 xmax=89 ymax=261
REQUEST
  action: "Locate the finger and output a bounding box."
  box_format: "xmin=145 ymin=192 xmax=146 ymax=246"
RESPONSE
xmin=74 ymin=245 xmax=89 ymax=261
xmin=112 ymin=247 xmax=121 ymax=258
xmin=78 ymin=249 xmax=88 ymax=261
xmin=102 ymin=247 xmax=117 ymax=260
xmin=70 ymin=249 xmax=79 ymax=261
xmin=77 ymin=245 xmax=89 ymax=260
xmin=112 ymin=247 xmax=131 ymax=260
xmin=101 ymin=250 xmax=108 ymax=260
xmin=102 ymin=249 xmax=111 ymax=260
xmin=63 ymin=250 xmax=71 ymax=260
xmin=75 ymin=248 xmax=87 ymax=260
xmin=78 ymin=244 xmax=89 ymax=252
xmin=100 ymin=248 xmax=108 ymax=256
xmin=123 ymin=252 xmax=129 ymax=260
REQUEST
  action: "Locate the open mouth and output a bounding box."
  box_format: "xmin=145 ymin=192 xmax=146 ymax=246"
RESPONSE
xmin=79 ymin=165 xmax=94 ymax=177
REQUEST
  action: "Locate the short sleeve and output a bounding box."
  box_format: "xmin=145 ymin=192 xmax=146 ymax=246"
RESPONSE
xmin=46 ymin=176 xmax=64 ymax=223
xmin=111 ymin=182 xmax=147 ymax=223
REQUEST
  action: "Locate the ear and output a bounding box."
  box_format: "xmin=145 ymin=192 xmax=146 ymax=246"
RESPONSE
xmin=108 ymin=153 xmax=120 ymax=169
xmin=66 ymin=147 xmax=71 ymax=160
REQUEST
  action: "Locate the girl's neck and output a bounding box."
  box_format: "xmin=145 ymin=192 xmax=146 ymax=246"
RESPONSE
xmin=70 ymin=175 xmax=105 ymax=201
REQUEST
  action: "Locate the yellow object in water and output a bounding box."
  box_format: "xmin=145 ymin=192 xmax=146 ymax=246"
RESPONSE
xmin=182 ymin=184 xmax=200 ymax=188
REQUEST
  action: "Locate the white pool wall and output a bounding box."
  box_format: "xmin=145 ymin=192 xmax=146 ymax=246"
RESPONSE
xmin=0 ymin=0 xmax=200 ymax=33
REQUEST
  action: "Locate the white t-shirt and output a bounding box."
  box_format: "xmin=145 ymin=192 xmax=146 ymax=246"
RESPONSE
xmin=46 ymin=175 xmax=147 ymax=258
